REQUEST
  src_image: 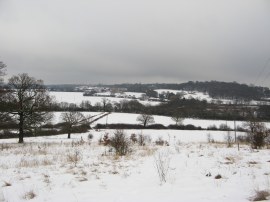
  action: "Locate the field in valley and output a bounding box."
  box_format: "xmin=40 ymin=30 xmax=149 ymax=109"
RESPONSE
xmin=1 ymin=92 xmax=270 ymax=202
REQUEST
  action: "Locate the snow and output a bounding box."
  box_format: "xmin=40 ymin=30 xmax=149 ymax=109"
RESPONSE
xmin=154 ymin=89 xmax=253 ymax=104
xmin=1 ymin=109 xmax=270 ymax=201
xmin=155 ymin=89 xmax=212 ymax=101
xmin=50 ymin=92 xmax=160 ymax=106
xmin=0 ymin=129 xmax=270 ymax=202
xmin=51 ymin=111 xmax=270 ymax=131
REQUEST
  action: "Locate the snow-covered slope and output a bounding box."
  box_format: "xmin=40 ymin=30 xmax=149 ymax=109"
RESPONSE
xmin=50 ymin=92 xmax=160 ymax=106
xmin=0 ymin=131 xmax=269 ymax=202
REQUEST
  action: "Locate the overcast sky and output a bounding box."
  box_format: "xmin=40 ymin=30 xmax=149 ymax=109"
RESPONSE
xmin=0 ymin=0 xmax=270 ymax=86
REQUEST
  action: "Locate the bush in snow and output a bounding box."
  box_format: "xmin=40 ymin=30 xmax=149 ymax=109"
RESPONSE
xmin=224 ymin=132 xmax=233 ymax=148
xmin=110 ymin=130 xmax=131 ymax=156
xmin=250 ymin=190 xmax=270 ymax=201
xmin=244 ymin=121 xmax=269 ymax=149
xmin=99 ymin=133 xmax=110 ymax=146
xmin=67 ymin=149 xmax=82 ymax=167
xmin=207 ymin=124 xmax=218 ymax=130
xmin=219 ymin=123 xmax=231 ymax=131
xmin=138 ymin=134 xmax=152 ymax=146
xmin=130 ymin=133 xmax=137 ymax=144
xmin=155 ymin=137 xmax=169 ymax=146
xmin=88 ymin=133 xmax=93 ymax=140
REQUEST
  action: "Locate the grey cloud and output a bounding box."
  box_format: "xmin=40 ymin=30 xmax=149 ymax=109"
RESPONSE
xmin=0 ymin=0 xmax=270 ymax=86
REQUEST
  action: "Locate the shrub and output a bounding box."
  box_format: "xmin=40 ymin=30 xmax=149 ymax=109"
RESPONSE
xmin=110 ymin=130 xmax=131 ymax=156
xmin=155 ymin=137 xmax=169 ymax=146
xmin=250 ymin=190 xmax=270 ymax=201
xmin=67 ymin=149 xmax=82 ymax=167
xmin=88 ymin=133 xmax=93 ymax=140
xmin=215 ymin=174 xmax=222 ymax=179
xmin=146 ymin=124 xmax=166 ymax=129
xmin=245 ymin=121 xmax=269 ymax=149
xmin=99 ymin=133 xmax=110 ymax=146
xmin=207 ymin=124 xmax=218 ymax=130
xmin=237 ymin=134 xmax=250 ymax=143
xmin=224 ymin=132 xmax=233 ymax=147
xmin=22 ymin=190 xmax=36 ymax=200
xmin=130 ymin=133 xmax=137 ymax=143
xmin=138 ymin=134 xmax=151 ymax=146
xmin=219 ymin=123 xmax=231 ymax=131
xmin=95 ymin=123 xmax=143 ymax=129
xmin=167 ymin=124 xmax=202 ymax=130
xmin=251 ymin=130 xmax=268 ymax=149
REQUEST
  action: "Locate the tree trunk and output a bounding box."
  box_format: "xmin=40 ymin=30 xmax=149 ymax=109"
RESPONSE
xmin=143 ymin=120 xmax=147 ymax=128
xmin=68 ymin=132 xmax=71 ymax=139
xmin=18 ymin=113 xmax=24 ymax=143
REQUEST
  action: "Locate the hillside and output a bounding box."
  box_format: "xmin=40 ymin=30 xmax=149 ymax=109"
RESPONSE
xmin=47 ymin=81 xmax=270 ymax=101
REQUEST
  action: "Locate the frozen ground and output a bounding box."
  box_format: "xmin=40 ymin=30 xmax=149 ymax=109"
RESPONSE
xmin=0 ymin=130 xmax=270 ymax=202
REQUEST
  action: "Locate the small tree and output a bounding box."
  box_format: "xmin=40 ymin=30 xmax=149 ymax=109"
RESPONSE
xmin=0 ymin=61 xmax=7 ymax=121
xmin=61 ymin=111 xmax=90 ymax=139
xmin=101 ymin=98 xmax=111 ymax=112
xmin=4 ymin=73 xmax=52 ymax=143
xmin=0 ymin=60 xmax=6 ymax=84
xmin=171 ymin=111 xmax=183 ymax=126
xmin=244 ymin=121 xmax=269 ymax=149
xmin=137 ymin=113 xmax=155 ymax=128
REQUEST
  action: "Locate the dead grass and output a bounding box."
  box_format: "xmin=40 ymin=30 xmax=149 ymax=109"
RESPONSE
xmin=0 ymin=143 xmax=11 ymax=151
xmin=138 ymin=146 xmax=158 ymax=157
xmin=41 ymin=158 xmax=54 ymax=166
xmin=17 ymin=157 xmax=54 ymax=168
xmin=250 ymin=190 xmax=270 ymax=201
xmin=67 ymin=149 xmax=82 ymax=167
xmin=22 ymin=190 xmax=36 ymax=200
xmin=18 ymin=158 xmax=39 ymax=168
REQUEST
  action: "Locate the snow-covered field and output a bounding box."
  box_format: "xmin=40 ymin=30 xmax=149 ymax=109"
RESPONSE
xmin=1 ymin=111 xmax=270 ymax=201
xmin=155 ymin=89 xmax=270 ymax=105
xmin=155 ymin=89 xmax=212 ymax=101
xmin=52 ymin=111 xmax=270 ymax=130
xmin=0 ymin=130 xmax=270 ymax=202
xmin=1 ymin=92 xmax=270 ymax=201
xmin=50 ymin=92 xmax=160 ymax=106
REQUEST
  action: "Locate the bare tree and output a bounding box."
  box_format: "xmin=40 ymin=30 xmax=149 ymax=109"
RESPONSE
xmin=244 ymin=120 xmax=269 ymax=149
xmin=0 ymin=61 xmax=7 ymax=121
xmin=101 ymin=98 xmax=112 ymax=112
xmin=136 ymin=113 xmax=155 ymax=128
xmin=171 ymin=111 xmax=183 ymax=125
xmin=0 ymin=60 xmax=6 ymax=84
xmin=242 ymin=107 xmax=269 ymax=149
xmin=61 ymin=111 xmax=90 ymax=139
xmin=4 ymin=73 xmax=52 ymax=143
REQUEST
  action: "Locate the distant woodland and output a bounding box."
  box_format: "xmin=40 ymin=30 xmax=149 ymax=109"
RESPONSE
xmin=48 ymin=81 xmax=270 ymax=101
